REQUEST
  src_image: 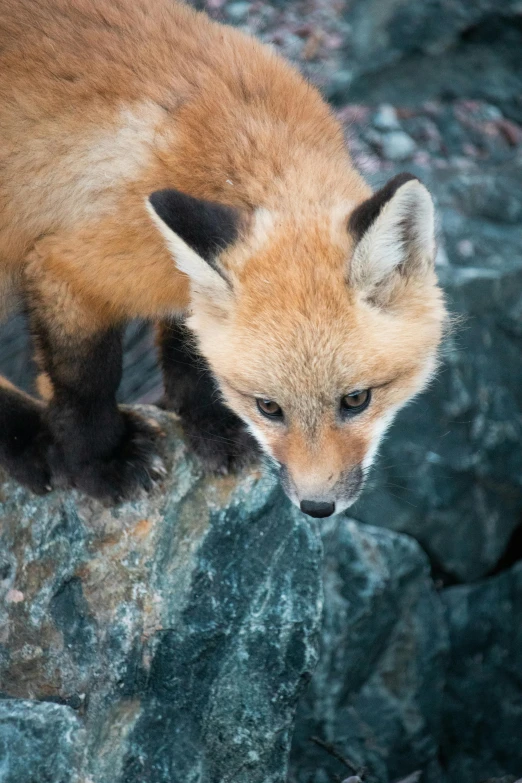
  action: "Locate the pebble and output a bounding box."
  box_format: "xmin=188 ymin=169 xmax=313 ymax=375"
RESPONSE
xmin=328 ymin=69 xmax=353 ymax=94
xmin=226 ymin=1 xmax=250 ymax=22
xmin=380 ymin=130 xmax=416 ymax=161
xmin=457 ymin=239 xmax=474 ymax=258
xmin=372 ymin=103 xmax=400 ymax=131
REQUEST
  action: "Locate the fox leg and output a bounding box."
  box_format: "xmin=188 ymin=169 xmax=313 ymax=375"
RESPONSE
xmin=23 ymin=263 xmax=164 ymax=503
xmin=157 ymin=319 xmax=259 ymax=473
xmin=0 ymin=376 xmax=53 ymax=494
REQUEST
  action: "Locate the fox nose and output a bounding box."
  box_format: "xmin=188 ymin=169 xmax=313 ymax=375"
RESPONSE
xmin=300 ymin=500 xmax=335 ymax=519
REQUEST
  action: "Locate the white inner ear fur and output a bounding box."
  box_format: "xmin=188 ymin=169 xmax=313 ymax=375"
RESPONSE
xmin=350 ymin=180 xmax=436 ymax=295
xmin=146 ymin=200 xmax=232 ymax=308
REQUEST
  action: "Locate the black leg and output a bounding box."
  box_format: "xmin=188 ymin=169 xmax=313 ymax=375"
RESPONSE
xmin=0 ymin=380 xmax=52 ymax=494
xmin=27 ymin=312 xmax=164 ymax=503
xmin=158 ymin=319 xmax=259 ymax=473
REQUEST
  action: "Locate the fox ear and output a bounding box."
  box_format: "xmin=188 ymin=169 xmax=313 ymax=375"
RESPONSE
xmin=147 ymin=189 xmax=240 ymax=310
xmin=348 ymin=174 xmax=436 ymax=304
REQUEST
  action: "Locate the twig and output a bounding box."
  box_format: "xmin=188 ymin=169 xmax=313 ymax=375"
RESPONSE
xmin=309 ymin=736 xmax=366 ymax=779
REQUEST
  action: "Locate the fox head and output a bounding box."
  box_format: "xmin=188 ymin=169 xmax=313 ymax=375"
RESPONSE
xmin=148 ymin=174 xmax=446 ymax=518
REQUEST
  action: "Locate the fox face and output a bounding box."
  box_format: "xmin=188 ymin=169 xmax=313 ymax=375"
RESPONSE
xmin=149 ymin=175 xmax=446 ymax=517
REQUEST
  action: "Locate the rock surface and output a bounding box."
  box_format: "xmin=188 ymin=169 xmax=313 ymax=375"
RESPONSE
xmin=0 ymin=699 xmax=85 ymax=783
xmin=0 ymin=408 xmax=323 ymax=783
xmin=290 ymin=521 xmax=448 ymax=783
xmin=290 ymin=527 xmax=522 ymax=783
xmin=441 ymin=563 xmax=522 ymax=782
xmin=1 ymin=409 xmax=521 ymax=782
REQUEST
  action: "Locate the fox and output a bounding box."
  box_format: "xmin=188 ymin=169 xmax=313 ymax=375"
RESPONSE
xmin=0 ymin=0 xmax=446 ymax=517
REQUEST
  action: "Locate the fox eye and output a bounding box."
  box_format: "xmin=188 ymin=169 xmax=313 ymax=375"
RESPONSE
xmin=341 ymin=389 xmax=371 ymax=414
xmin=257 ymin=398 xmax=283 ymax=419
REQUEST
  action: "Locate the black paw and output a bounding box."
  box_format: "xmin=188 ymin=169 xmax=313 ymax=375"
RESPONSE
xmin=0 ymin=393 xmax=53 ymax=495
xmin=3 ymin=434 xmax=53 ymax=495
xmin=179 ymin=408 xmax=261 ymax=475
xmin=53 ymin=411 xmax=165 ymax=503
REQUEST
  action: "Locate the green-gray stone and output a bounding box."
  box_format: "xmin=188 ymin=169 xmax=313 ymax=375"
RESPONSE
xmin=290 ymin=522 xmax=449 ymax=783
xmin=440 ymin=563 xmax=522 ymax=782
xmin=0 ymin=408 xmax=322 ymax=783
xmin=0 ymin=700 xmax=85 ymax=783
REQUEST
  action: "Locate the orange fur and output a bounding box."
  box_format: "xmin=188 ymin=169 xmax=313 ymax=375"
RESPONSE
xmin=0 ymin=0 xmax=446 ymax=510
xmin=0 ymin=0 xmax=364 ymax=320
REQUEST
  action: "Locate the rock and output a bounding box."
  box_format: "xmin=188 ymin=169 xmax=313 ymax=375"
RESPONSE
xmin=344 ymin=0 xmax=522 ymax=76
xmin=372 ymin=104 xmax=400 ymax=131
xmin=440 ymin=563 xmax=522 ymax=783
xmin=448 ymin=167 xmax=522 ymax=225
xmin=379 ymin=130 xmax=416 ymax=161
xmin=0 ymin=407 xmax=322 ymax=783
xmin=328 ymin=70 xmax=354 ymax=95
xmin=340 ymin=1 xmax=522 ymax=122
xmin=225 ymin=1 xmax=250 ymax=22
xmin=340 ymin=97 xmax=522 ymax=582
xmin=290 ymin=521 xmax=448 ymax=783
xmin=482 ymin=778 xmax=520 ymax=783
xmin=0 ymin=700 xmax=86 ymax=783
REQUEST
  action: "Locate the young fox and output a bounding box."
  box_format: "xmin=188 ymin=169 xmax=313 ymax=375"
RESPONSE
xmin=0 ymin=0 xmax=446 ymax=517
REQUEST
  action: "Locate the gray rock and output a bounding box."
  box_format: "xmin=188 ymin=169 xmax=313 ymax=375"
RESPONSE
xmin=440 ymin=563 xmax=522 ymax=783
xmin=448 ymin=168 xmax=522 ymax=225
xmin=0 ymin=407 xmax=322 ymax=783
xmin=345 ymin=0 xmax=522 ymax=76
xmin=290 ymin=521 xmax=448 ymax=783
xmin=226 ymin=1 xmax=250 ymax=23
xmin=328 ymin=70 xmax=354 ymax=95
xmin=0 ymin=700 xmax=85 ymax=783
xmin=372 ymin=104 xmax=400 ymax=131
xmin=379 ymin=130 xmax=416 ymax=161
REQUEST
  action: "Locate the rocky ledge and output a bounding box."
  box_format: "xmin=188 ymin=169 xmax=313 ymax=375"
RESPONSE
xmin=1 ymin=408 xmax=521 ymax=783
xmin=0 ymin=407 xmax=322 ymax=783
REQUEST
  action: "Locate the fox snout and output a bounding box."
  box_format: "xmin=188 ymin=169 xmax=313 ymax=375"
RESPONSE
xmin=279 ymin=463 xmax=364 ymax=518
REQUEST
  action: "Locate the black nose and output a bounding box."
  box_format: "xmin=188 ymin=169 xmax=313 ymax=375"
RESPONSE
xmin=300 ymin=500 xmax=335 ymax=519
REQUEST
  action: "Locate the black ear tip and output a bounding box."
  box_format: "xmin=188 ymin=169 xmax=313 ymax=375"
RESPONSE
xmin=146 ymin=187 xmax=241 ymax=262
xmin=349 ymin=173 xmax=424 ymax=242
xmin=390 ymin=172 xmax=420 ymax=189
xmin=148 ymin=190 xmax=167 ymax=212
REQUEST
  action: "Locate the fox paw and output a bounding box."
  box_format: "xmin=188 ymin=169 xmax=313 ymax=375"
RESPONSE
xmin=56 ymin=412 xmax=166 ymax=503
xmin=3 ymin=434 xmax=53 ymax=496
xmin=179 ymin=410 xmax=261 ymax=475
xmin=0 ymin=400 xmax=53 ymax=495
